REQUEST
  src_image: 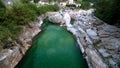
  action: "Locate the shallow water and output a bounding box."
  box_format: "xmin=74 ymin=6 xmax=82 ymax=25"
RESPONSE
xmin=16 ymin=19 xmax=88 ymax=68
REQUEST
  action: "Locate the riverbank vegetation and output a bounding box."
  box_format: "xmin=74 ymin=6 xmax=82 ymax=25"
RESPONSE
xmin=76 ymin=0 xmax=120 ymax=25
xmin=0 ymin=0 xmax=59 ymax=47
xmin=94 ymin=0 xmax=120 ymax=25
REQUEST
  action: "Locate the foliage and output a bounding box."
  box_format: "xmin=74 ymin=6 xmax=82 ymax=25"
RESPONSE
xmin=31 ymin=4 xmax=59 ymax=15
xmin=21 ymin=0 xmax=31 ymax=3
xmin=66 ymin=4 xmax=76 ymax=7
xmin=0 ymin=0 xmax=59 ymax=47
xmin=94 ymin=0 xmax=120 ymax=25
xmin=11 ymin=4 xmax=37 ymax=25
xmin=80 ymin=1 xmax=91 ymax=9
xmin=34 ymin=0 xmax=39 ymax=3
xmin=70 ymin=18 xmax=75 ymax=24
xmin=0 ymin=0 xmax=5 ymax=8
xmin=75 ymin=0 xmax=93 ymax=9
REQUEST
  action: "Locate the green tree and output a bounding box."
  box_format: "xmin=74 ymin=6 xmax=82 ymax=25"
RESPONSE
xmin=94 ymin=0 xmax=120 ymax=25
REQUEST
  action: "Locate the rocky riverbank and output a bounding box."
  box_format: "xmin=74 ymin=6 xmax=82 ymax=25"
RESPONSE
xmin=45 ymin=9 xmax=120 ymax=68
xmin=0 ymin=15 xmax=44 ymax=68
xmin=66 ymin=9 xmax=120 ymax=68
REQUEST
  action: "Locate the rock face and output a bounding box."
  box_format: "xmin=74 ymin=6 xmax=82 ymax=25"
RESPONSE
xmin=63 ymin=13 xmax=72 ymax=27
xmin=67 ymin=9 xmax=120 ymax=68
xmin=46 ymin=12 xmax=64 ymax=24
xmin=86 ymin=48 xmax=108 ymax=68
xmin=18 ymin=16 xmax=43 ymax=56
xmin=0 ymin=46 xmax=22 ymax=68
xmin=46 ymin=12 xmax=72 ymax=27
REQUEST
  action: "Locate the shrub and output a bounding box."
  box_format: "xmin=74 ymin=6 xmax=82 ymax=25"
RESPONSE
xmin=80 ymin=1 xmax=91 ymax=9
xmin=31 ymin=4 xmax=59 ymax=15
xmin=0 ymin=0 xmax=59 ymax=47
xmin=66 ymin=4 xmax=76 ymax=7
xmin=10 ymin=4 xmax=37 ymax=25
xmin=94 ymin=0 xmax=120 ymax=25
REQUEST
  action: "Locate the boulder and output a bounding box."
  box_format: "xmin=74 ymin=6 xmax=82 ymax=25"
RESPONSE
xmin=0 ymin=46 xmax=22 ymax=68
xmin=86 ymin=48 xmax=108 ymax=68
xmin=86 ymin=29 xmax=99 ymax=40
xmin=63 ymin=13 xmax=72 ymax=27
xmin=46 ymin=12 xmax=64 ymax=24
xmin=46 ymin=12 xmax=72 ymax=27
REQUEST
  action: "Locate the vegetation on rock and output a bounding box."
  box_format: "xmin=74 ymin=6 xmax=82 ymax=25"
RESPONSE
xmin=0 ymin=0 xmax=59 ymax=47
xmin=94 ymin=0 xmax=120 ymax=25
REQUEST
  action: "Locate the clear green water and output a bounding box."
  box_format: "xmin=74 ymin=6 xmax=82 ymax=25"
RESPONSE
xmin=16 ymin=19 xmax=88 ymax=68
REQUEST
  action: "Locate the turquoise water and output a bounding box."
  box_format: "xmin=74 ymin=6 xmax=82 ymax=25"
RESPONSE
xmin=16 ymin=19 xmax=88 ymax=68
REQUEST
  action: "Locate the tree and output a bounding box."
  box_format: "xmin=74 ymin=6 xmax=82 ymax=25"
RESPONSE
xmin=94 ymin=0 xmax=120 ymax=25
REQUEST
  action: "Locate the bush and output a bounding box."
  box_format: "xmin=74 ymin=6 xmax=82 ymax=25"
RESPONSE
xmin=94 ymin=0 xmax=120 ymax=25
xmin=66 ymin=4 xmax=76 ymax=7
xmin=0 ymin=0 xmax=59 ymax=47
xmin=38 ymin=4 xmax=59 ymax=15
xmin=11 ymin=4 xmax=37 ymax=25
xmin=75 ymin=0 xmax=93 ymax=9
xmin=80 ymin=1 xmax=91 ymax=9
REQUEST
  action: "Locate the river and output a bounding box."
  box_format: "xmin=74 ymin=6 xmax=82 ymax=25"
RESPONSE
xmin=15 ymin=18 xmax=88 ymax=68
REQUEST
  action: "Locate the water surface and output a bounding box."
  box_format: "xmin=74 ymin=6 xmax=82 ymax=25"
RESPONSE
xmin=16 ymin=19 xmax=88 ymax=68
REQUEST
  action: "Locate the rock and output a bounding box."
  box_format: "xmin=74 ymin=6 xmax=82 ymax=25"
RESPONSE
xmin=109 ymin=59 xmax=119 ymax=68
xmin=67 ymin=27 xmax=77 ymax=35
xmin=99 ymin=35 xmax=110 ymax=38
xmin=98 ymin=30 xmax=110 ymax=36
xmin=63 ymin=13 xmax=72 ymax=27
xmin=21 ymin=43 xmax=31 ymax=55
xmin=86 ymin=9 xmax=94 ymax=16
xmin=86 ymin=48 xmax=108 ymax=68
xmin=47 ymin=12 xmax=64 ymax=24
xmin=102 ymin=24 xmax=120 ymax=33
xmin=98 ymin=49 xmax=111 ymax=58
xmin=47 ymin=12 xmax=72 ymax=27
xmin=112 ymin=54 xmax=120 ymax=60
xmin=109 ymin=38 xmax=120 ymax=46
xmin=0 ymin=46 xmax=22 ymax=68
xmin=86 ymin=29 xmax=99 ymax=40
xmin=105 ymin=45 xmax=116 ymax=50
xmin=0 ymin=49 xmax=13 ymax=61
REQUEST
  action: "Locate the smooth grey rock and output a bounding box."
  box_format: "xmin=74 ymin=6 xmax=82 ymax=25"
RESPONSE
xmin=105 ymin=45 xmax=116 ymax=50
xmin=0 ymin=46 xmax=22 ymax=68
xmin=98 ymin=49 xmax=111 ymax=58
xmin=109 ymin=59 xmax=119 ymax=68
xmin=0 ymin=49 xmax=13 ymax=61
xmin=46 ymin=12 xmax=64 ymax=24
xmin=102 ymin=24 xmax=120 ymax=33
xmin=86 ymin=29 xmax=99 ymax=40
xmin=86 ymin=48 xmax=108 ymax=68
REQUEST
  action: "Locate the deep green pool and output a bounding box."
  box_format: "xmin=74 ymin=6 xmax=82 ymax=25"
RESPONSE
xmin=16 ymin=19 xmax=88 ymax=68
